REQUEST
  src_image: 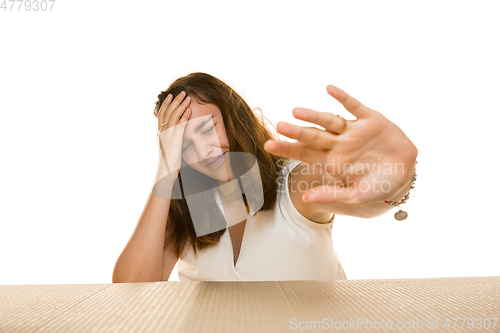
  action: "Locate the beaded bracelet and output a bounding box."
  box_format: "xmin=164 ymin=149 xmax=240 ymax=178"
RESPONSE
xmin=384 ymin=161 xmax=418 ymax=221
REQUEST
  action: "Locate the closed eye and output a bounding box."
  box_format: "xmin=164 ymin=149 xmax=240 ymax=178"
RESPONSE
xmin=203 ymin=125 xmax=215 ymax=135
xmin=182 ymin=125 xmax=216 ymax=151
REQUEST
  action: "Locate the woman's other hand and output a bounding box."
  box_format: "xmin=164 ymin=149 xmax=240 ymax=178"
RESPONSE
xmin=157 ymin=91 xmax=191 ymax=176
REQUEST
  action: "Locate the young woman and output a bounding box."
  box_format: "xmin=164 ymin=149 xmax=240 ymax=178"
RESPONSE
xmin=112 ymin=73 xmax=418 ymax=282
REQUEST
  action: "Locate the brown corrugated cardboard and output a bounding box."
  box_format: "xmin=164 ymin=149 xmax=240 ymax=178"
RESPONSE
xmin=1 ymin=276 xmax=499 ymax=332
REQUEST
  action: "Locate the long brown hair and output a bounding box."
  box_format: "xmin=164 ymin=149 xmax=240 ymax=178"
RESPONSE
xmin=153 ymin=73 xmax=289 ymax=259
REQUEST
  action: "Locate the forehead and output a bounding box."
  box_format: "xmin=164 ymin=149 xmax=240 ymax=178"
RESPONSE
xmin=188 ymin=98 xmax=221 ymax=118
xmin=183 ymin=98 xmax=221 ymax=135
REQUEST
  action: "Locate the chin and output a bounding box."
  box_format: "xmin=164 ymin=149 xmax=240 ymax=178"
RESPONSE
xmin=209 ymin=168 xmax=235 ymax=182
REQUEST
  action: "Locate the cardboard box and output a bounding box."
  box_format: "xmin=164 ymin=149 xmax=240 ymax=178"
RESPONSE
xmin=1 ymin=276 xmax=499 ymax=332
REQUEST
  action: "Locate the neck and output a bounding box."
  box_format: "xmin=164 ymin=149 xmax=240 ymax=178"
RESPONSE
xmin=218 ymin=178 xmax=240 ymax=200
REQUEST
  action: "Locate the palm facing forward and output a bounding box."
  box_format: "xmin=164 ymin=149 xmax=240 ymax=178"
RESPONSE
xmin=264 ymin=85 xmax=418 ymax=207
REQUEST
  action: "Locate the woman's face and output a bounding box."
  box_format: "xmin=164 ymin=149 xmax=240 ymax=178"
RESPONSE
xmin=181 ymin=97 xmax=234 ymax=182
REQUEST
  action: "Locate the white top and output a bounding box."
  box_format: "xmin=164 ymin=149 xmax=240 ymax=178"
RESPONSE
xmin=176 ymin=159 xmax=347 ymax=281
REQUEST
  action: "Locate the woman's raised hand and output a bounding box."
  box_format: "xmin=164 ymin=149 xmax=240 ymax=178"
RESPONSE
xmin=156 ymin=91 xmax=191 ymax=176
xmin=264 ymin=85 xmax=418 ymax=207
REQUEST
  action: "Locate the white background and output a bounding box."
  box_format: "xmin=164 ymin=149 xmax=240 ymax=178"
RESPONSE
xmin=1 ymin=0 xmax=499 ymax=285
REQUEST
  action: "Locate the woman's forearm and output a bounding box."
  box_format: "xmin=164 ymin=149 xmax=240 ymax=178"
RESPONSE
xmin=112 ymin=175 xmax=177 ymax=283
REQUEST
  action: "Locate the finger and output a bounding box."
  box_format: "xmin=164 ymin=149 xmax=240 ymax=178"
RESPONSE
xmin=276 ymin=122 xmax=338 ymax=150
xmin=162 ymin=91 xmax=187 ymax=126
xmin=168 ymin=90 xmax=187 ymax=112
xmin=158 ymin=93 xmax=173 ymax=129
xmin=326 ymin=85 xmax=370 ymax=119
xmin=167 ymin=95 xmax=191 ymax=127
xmin=263 ymin=139 xmax=328 ymax=165
xmin=292 ymin=108 xmax=349 ymax=134
xmin=174 ymin=107 xmax=191 ymax=130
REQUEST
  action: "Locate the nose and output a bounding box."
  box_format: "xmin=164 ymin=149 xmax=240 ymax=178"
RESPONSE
xmin=194 ymin=141 xmax=215 ymax=163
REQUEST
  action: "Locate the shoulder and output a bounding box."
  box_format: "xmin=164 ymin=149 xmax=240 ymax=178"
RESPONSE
xmin=286 ymin=161 xmax=335 ymax=224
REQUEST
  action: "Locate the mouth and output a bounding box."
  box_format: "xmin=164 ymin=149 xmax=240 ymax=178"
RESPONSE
xmin=206 ymin=152 xmax=226 ymax=168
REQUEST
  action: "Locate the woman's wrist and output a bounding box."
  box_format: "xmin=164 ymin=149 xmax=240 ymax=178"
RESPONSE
xmin=383 ymin=160 xmax=417 ymax=204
